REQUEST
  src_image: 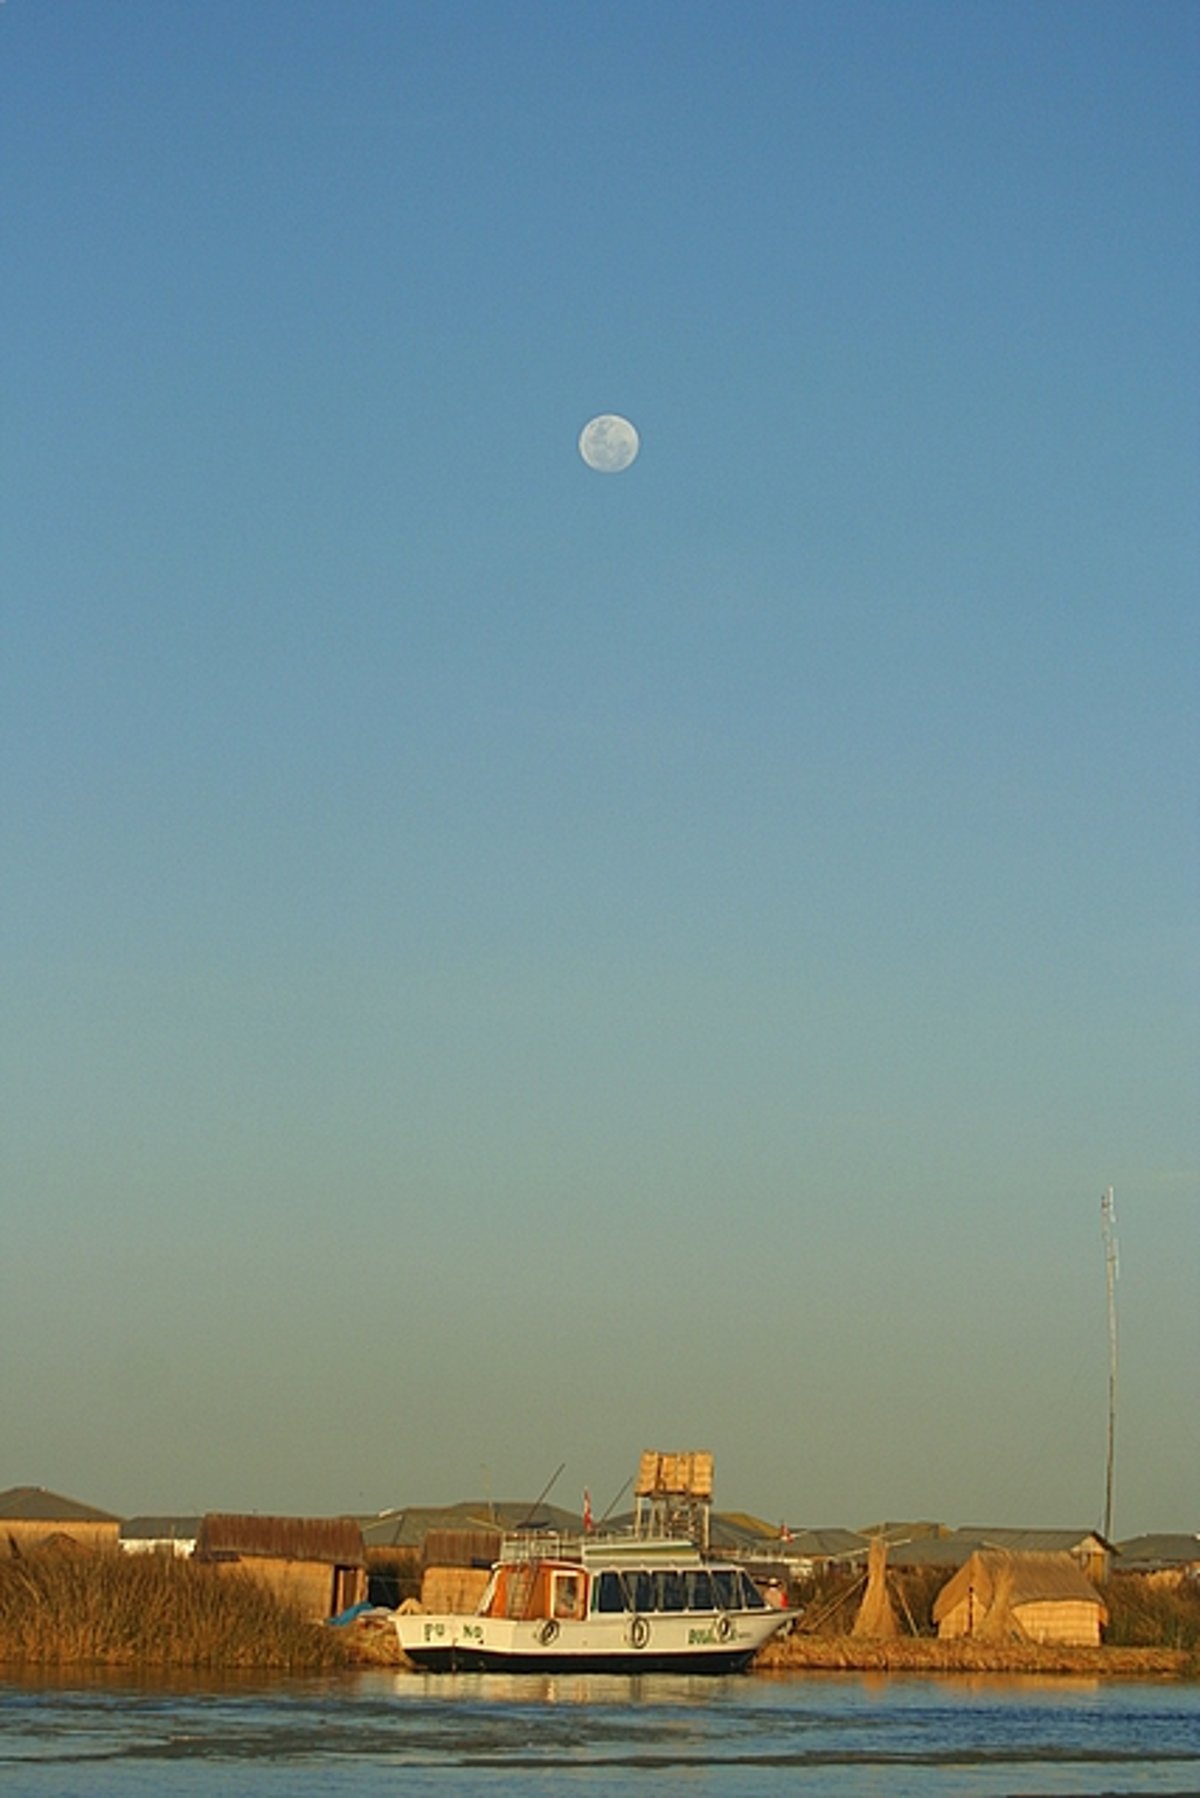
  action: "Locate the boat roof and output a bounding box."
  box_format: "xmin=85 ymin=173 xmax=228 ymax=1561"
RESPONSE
xmin=498 ymin=1532 xmax=737 ymax=1570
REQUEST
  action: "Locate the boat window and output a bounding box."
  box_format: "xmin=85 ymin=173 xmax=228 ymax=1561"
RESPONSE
xmin=737 ymin=1570 xmax=768 ymax=1610
xmin=629 ymin=1572 xmax=655 ymax=1614
xmin=479 ymin=1570 xmax=501 ymax=1616
xmin=654 ymin=1570 xmax=687 ymax=1612
xmin=593 ymin=1571 xmax=626 ymax=1614
xmin=685 ymin=1570 xmax=715 ymax=1610
xmin=552 ymin=1571 xmax=584 ymax=1620
xmin=710 ymin=1568 xmax=738 ymax=1610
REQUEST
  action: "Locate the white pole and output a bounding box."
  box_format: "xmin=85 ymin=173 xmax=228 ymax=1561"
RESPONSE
xmin=1101 ymin=1188 xmax=1119 ymax=1542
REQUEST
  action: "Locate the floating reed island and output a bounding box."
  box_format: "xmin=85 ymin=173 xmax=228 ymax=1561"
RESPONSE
xmin=754 ymin=1632 xmax=1190 ymax=1678
xmin=2 ymin=1541 xmax=1197 ymax=1677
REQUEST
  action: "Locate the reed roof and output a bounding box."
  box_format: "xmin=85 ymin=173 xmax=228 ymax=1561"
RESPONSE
xmin=196 ymin=1514 xmax=365 ymax=1566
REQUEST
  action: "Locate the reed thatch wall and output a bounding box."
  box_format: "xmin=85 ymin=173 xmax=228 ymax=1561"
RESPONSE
xmin=422 ymin=1528 xmax=502 ymax=1569
xmin=2 ymin=1520 xmax=120 ymax=1558
xmin=196 ymin=1515 xmax=365 ymax=1566
xmin=194 ymin=1515 xmax=367 ymax=1622
xmin=213 ymin=1557 xmax=364 ymax=1623
xmin=420 ymin=1566 xmax=490 ymax=1614
xmin=635 ymin=1451 xmax=713 ymax=1498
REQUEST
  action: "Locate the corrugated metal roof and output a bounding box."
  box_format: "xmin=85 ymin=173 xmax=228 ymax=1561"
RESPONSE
xmin=119 ymin=1516 xmax=202 ymax=1541
xmin=362 ymin=1501 xmax=582 ymax=1550
xmin=956 ymin=1527 xmax=1114 ymax=1554
xmin=1116 ymin=1533 xmax=1200 ymax=1567
xmin=886 ymin=1536 xmax=979 ymax=1569
xmin=784 ymin=1528 xmax=872 ymax=1561
xmin=714 ymin=1511 xmax=780 ymax=1541
xmin=0 ymin=1486 xmax=121 ymax=1523
xmin=196 ymin=1514 xmax=364 ymax=1565
xmin=859 ymin=1521 xmax=948 ymax=1545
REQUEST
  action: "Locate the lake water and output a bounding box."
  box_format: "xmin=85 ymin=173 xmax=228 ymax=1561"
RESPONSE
xmin=1 ymin=1668 xmax=1197 ymax=1795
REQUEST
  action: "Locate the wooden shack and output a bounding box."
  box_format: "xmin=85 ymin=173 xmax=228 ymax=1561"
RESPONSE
xmin=0 ymin=1486 xmax=121 ymax=1556
xmin=194 ymin=1514 xmax=366 ymax=1622
xmin=934 ymin=1549 xmax=1107 ymax=1647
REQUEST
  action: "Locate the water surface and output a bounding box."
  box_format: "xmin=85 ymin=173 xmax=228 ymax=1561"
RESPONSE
xmin=2 ymin=1667 xmax=1197 ymax=1794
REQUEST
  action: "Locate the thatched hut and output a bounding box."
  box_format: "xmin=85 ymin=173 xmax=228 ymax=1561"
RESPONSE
xmin=0 ymin=1486 xmax=121 ymax=1557
xmin=194 ymin=1514 xmax=366 ymax=1622
xmin=934 ymin=1550 xmax=1107 ymax=1647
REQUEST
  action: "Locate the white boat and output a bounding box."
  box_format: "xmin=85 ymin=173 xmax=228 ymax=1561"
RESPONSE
xmin=393 ymin=1530 xmax=793 ymax=1674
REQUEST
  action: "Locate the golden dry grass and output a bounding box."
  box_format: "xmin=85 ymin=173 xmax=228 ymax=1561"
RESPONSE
xmin=0 ymin=1549 xmax=349 ymax=1670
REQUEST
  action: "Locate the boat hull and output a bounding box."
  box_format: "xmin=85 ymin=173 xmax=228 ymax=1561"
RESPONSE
xmin=395 ymin=1608 xmax=788 ymax=1676
xmin=402 ymin=1642 xmax=759 ymax=1674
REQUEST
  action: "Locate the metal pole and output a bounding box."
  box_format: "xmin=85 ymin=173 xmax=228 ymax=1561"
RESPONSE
xmin=1101 ymin=1188 xmax=1119 ymax=1542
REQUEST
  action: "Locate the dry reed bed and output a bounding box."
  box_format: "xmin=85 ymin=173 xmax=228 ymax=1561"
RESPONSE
xmin=0 ymin=1551 xmax=348 ymax=1670
xmin=755 ymin=1632 xmax=1189 ymax=1678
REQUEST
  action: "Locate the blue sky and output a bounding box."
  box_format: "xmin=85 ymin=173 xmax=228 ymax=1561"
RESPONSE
xmin=3 ymin=1 xmax=1196 ymax=1535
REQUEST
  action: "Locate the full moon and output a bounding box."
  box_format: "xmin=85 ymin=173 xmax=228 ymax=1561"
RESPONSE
xmin=579 ymin=413 xmax=640 ymax=473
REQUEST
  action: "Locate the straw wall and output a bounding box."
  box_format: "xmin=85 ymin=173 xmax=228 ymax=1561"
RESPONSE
xmin=211 ymin=1557 xmax=365 ymax=1623
xmin=420 ymin=1567 xmax=490 ymax=1614
xmin=1013 ymin=1598 xmax=1104 ymax=1646
xmin=1 ymin=1521 xmax=120 ymax=1557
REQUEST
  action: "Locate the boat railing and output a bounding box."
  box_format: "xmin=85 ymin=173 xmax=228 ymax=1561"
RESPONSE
xmin=498 ymin=1530 xmax=583 ymax=1564
xmin=498 ymin=1529 xmax=708 ymax=1566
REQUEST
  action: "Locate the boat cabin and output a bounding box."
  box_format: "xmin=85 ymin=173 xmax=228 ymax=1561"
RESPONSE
xmin=475 ymin=1536 xmax=769 ymax=1623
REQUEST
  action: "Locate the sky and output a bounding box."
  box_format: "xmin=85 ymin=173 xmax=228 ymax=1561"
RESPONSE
xmin=3 ymin=1 xmax=1196 ymax=1539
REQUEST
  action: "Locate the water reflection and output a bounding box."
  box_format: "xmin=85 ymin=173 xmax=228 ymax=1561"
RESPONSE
xmin=387 ymin=1668 xmax=743 ymax=1706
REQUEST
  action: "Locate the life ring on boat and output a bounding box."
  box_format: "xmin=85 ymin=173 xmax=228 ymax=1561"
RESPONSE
xmin=629 ymin=1615 xmax=651 ymax=1650
xmin=714 ymin=1614 xmax=734 ymax=1643
xmin=537 ymin=1619 xmax=560 ymax=1646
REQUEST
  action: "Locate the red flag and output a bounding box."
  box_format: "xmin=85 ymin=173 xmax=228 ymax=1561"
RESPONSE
xmin=582 ymin=1490 xmax=594 ymax=1533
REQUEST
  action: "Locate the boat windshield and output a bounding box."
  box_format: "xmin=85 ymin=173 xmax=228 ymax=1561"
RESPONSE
xmin=590 ymin=1566 xmax=767 ymax=1614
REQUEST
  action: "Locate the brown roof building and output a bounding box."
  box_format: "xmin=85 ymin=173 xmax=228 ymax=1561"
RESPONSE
xmin=0 ymin=1486 xmax=121 ymax=1557
xmin=194 ymin=1513 xmax=367 ymax=1621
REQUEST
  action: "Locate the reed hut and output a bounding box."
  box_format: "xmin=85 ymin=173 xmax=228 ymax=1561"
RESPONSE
xmin=934 ymin=1550 xmax=1107 ymax=1647
xmin=0 ymin=1486 xmax=121 ymax=1557
xmin=194 ymin=1515 xmax=366 ymax=1622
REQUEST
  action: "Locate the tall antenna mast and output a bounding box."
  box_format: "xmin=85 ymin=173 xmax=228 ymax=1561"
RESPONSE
xmin=1100 ymin=1187 xmax=1119 ymax=1541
